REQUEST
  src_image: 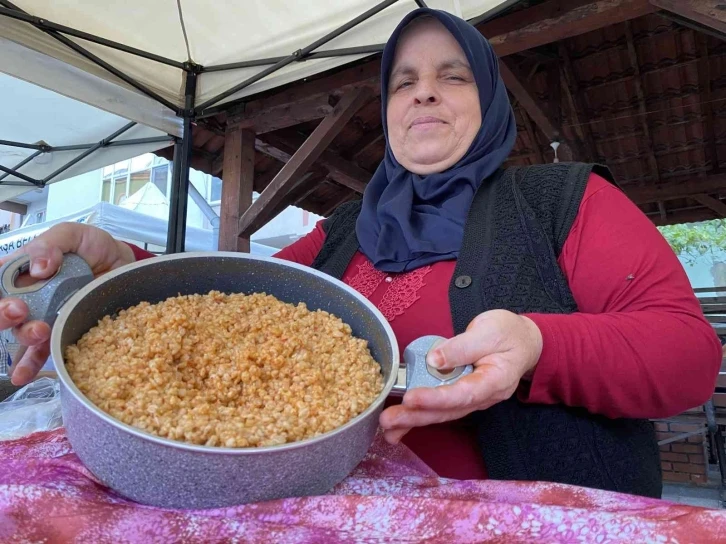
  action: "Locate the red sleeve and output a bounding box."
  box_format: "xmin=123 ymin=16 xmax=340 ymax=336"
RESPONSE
xmin=273 ymin=219 xmax=327 ymax=266
xmin=522 ymin=173 xmax=721 ymax=419
xmin=125 ymin=242 xmax=155 ymax=261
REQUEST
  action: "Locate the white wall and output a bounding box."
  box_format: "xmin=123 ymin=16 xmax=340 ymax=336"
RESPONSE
xmin=46 ymin=170 xmax=102 ymax=221
xmin=25 ymin=194 xmax=47 ymax=222
xmin=0 ymin=210 xmax=21 ymax=231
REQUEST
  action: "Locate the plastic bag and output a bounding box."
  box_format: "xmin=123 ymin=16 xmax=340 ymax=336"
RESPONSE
xmin=0 ymin=377 xmax=62 ymax=440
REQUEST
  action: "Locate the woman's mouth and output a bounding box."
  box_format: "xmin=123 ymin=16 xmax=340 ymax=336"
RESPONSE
xmin=410 ymin=116 xmax=446 ymax=129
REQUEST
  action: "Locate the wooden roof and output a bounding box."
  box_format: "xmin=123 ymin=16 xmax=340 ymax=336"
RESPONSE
xmin=157 ymin=0 xmax=726 ymax=230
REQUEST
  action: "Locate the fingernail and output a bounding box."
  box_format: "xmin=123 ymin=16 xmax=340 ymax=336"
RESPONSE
xmin=31 ymin=325 xmax=46 ymax=341
xmin=427 ymin=350 xmax=444 ymax=369
xmin=30 ymin=258 xmax=49 ymax=276
xmin=5 ymin=303 xmax=23 ymax=320
xmin=11 ymin=367 xmax=31 ymax=385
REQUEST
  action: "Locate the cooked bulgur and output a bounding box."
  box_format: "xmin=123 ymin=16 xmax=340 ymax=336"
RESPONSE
xmin=64 ymin=291 xmax=383 ymax=448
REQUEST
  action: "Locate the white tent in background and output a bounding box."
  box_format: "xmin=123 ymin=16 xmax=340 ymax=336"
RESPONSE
xmin=0 ymin=72 xmax=173 ymax=205
xmin=118 ymin=181 xmax=170 ymax=220
xmin=0 ymin=201 xmax=278 ymax=257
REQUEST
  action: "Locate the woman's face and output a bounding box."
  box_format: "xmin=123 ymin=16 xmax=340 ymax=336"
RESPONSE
xmin=386 ymin=18 xmax=482 ymax=175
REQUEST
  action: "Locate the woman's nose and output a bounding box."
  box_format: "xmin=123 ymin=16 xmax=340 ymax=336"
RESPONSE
xmin=413 ymin=79 xmax=440 ymax=105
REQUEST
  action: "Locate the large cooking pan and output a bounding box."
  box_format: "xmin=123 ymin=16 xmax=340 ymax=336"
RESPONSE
xmin=0 ymin=252 xmax=471 ymax=509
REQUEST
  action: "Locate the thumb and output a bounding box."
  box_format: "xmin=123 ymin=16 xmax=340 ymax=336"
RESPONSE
xmin=1 ymin=224 xmax=84 ymax=281
xmin=426 ymin=328 xmax=497 ymax=370
xmin=25 ymin=240 xmax=65 ymax=279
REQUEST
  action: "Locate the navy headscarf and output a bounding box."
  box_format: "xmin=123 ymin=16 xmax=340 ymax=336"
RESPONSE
xmin=355 ymin=8 xmax=517 ymax=273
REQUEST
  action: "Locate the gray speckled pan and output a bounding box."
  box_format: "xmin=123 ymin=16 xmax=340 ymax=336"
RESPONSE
xmin=48 ymin=252 xmax=399 ymax=509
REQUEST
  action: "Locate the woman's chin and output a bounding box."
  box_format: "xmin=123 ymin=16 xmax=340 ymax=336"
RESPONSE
xmin=401 ymin=150 xmax=460 ymax=175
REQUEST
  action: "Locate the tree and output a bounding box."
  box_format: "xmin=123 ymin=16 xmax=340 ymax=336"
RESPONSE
xmin=659 ymin=219 xmax=726 ymax=265
xmin=659 ymin=219 xmax=726 ymax=286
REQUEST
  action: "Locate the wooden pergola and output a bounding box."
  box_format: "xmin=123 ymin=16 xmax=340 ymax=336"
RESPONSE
xmin=155 ymin=0 xmax=726 ymax=252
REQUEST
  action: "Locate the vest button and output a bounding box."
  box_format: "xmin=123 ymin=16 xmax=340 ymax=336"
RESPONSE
xmin=455 ymin=275 xmax=472 ymax=289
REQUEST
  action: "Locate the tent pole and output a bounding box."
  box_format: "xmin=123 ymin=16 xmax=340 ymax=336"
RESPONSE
xmin=0 ymin=164 xmax=43 ymax=186
xmin=202 ymin=44 xmax=386 ymax=72
xmin=0 ymin=0 xmax=180 ymax=113
xmin=42 ymin=122 xmax=136 ymax=184
xmin=194 ymin=0 xmax=401 ymax=114
xmin=0 ymin=139 xmax=46 ymax=151
xmin=166 ymin=69 xmax=197 ymax=254
xmin=0 ymin=5 xmax=185 ymax=69
xmin=0 ymin=150 xmax=43 ymax=183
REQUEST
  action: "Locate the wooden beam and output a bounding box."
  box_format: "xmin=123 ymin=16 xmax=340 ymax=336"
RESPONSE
xmin=262 ymin=130 xmax=370 ymax=193
xmin=322 ymin=192 xmax=357 ymax=217
xmin=658 ymin=201 xmax=667 ymax=221
xmin=483 ymin=0 xmax=657 ymax=57
xmin=626 ymin=174 xmax=726 ymax=204
xmin=697 ymin=31 xmax=719 ymax=174
xmin=0 ymin=201 xmax=27 ymax=215
xmin=693 ymin=194 xmax=726 ymax=218
xmin=227 ymin=94 xmax=334 ymax=134
xmin=238 ymin=87 xmax=371 ymax=237
xmin=351 ymin=129 xmax=384 ymax=161
xmin=559 ymin=43 xmax=598 ymax=162
xmin=223 ymin=61 xmax=380 ymax=123
xmin=500 ymin=60 xmax=560 ymax=141
xmin=650 ymin=206 xmax=719 ymax=226
xmin=265 ymin=172 xmax=317 ymax=220
xmin=520 ymin=110 xmax=545 ymax=163
xmin=651 ymin=0 xmax=726 ymax=40
xmin=220 ymin=127 xmax=255 ymax=252
xmin=625 ymin=21 xmax=660 ymax=189
xmin=211 ymin=150 xmax=224 ymax=176
xmin=217 ymin=130 xmax=370 ymax=195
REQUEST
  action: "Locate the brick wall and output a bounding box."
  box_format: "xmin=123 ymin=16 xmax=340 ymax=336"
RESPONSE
xmin=655 ymin=422 xmax=708 ymax=484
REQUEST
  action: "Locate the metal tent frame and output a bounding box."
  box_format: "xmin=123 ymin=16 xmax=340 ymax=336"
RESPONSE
xmin=0 ymin=0 xmax=513 ymax=252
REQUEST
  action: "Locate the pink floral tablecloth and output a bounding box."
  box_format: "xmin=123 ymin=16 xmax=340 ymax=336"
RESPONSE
xmin=2 ymin=429 xmax=726 ymax=543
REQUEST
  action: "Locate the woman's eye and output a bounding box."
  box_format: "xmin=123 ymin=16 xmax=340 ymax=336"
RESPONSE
xmin=446 ymin=75 xmax=465 ymax=82
xmin=398 ymin=80 xmax=413 ymax=89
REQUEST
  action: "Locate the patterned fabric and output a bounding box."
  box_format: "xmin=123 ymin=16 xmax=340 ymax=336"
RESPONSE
xmin=347 ymin=261 xmax=433 ymax=322
xmin=2 ymin=428 xmax=726 ymax=543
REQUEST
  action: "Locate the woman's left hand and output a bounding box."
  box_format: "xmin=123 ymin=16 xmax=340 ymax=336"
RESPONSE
xmin=379 ymin=310 xmax=544 ymax=444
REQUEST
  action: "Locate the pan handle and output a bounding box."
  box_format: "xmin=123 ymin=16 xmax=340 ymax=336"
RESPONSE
xmin=0 ymin=253 xmax=95 ymax=327
xmin=390 ymin=335 xmax=473 ymax=397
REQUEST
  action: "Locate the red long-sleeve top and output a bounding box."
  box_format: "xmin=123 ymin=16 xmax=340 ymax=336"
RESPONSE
xmin=128 ymin=173 xmax=721 ymax=479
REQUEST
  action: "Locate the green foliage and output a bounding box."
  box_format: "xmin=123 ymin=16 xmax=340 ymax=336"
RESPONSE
xmin=658 ymin=219 xmax=726 ymax=265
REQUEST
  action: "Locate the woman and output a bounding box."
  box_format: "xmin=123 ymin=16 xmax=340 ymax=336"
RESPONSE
xmin=2 ymin=9 xmax=720 ymax=498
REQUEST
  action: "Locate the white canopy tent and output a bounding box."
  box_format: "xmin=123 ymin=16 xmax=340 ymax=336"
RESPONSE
xmin=0 ymin=0 xmax=514 ymax=252
xmin=0 ymin=201 xmax=278 ymax=257
xmin=0 ymin=72 xmax=174 ymax=205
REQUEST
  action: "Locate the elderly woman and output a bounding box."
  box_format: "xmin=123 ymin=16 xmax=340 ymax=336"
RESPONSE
xmin=2 ymin=8 xmax=721 ymax=499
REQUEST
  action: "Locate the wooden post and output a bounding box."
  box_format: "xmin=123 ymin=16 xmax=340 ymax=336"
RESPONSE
xmin=219 ymin=126 xmax=255 ymax=252
xmin=238 ymin=87 xmax=371 ymax=237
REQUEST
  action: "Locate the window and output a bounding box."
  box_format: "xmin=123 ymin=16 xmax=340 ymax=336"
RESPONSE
xmin=101 ymin=178 xmax=112 ymax=202
xmin=210 ymin=176 xmax=222 ymax=203
xmin=101 ymin=154 xmax=171 ymax=204
xmin=113 ymin=176 xmax=127 ymax=205
xmin=130 ymin=169 xmax=151 ymax=197
xmin=152 ymin=164 xmax=169 ymax=197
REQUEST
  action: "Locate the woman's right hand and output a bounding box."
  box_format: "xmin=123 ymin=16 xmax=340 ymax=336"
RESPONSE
xmin=0 ymin=223 xmax=136 ymax=386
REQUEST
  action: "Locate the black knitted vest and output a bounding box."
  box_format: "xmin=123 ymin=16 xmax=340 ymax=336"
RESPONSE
xmin=311 ymin=162 xmax=662 ymax=498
